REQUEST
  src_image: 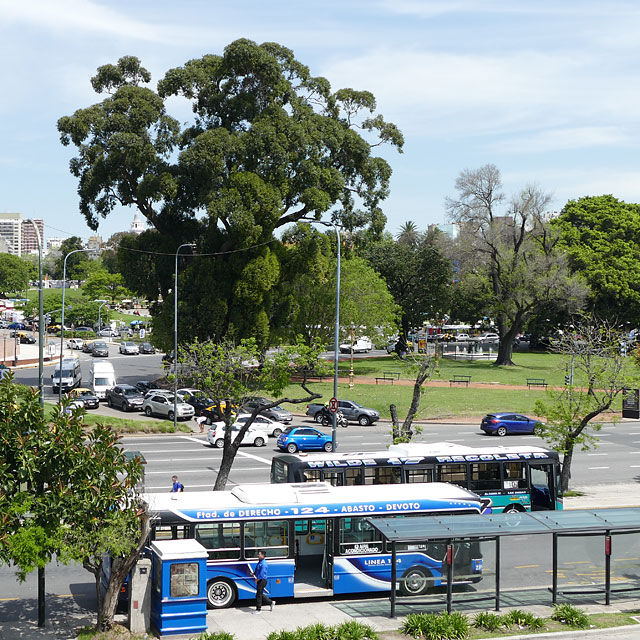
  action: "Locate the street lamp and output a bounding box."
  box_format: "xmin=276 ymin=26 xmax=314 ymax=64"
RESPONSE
xmin=173 ymin=243 xmax=196 ymax=431
xmin=25 ymin=220 xmax=44 ymax=415
xmin=300 ymin=218 xmax=341 ymax=451
xmin=97 ymin=301 xmax=108 ymax=332
xmin=59 ymin=249 xmax=95 ymax=403
xmin=348 ymin=323 xmax=355 ymax=389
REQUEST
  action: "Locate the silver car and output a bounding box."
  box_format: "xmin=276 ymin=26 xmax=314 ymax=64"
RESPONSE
xmin=143 ymin=393 xmax=195 ymax=421
xmin=119 ymin=341 xmax=140 ymax=355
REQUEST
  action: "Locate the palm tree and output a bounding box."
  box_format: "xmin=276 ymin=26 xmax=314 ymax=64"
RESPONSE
xmin=396 ymin=221 xmax=421 ymax=245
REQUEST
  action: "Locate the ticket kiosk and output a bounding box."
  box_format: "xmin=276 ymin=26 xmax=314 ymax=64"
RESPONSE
xmin=150 ymin=539 xmax=208 ymax=636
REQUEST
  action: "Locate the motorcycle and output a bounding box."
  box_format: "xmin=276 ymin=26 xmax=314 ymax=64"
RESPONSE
xmin=321 ymin=410 xmax=348 ymax=428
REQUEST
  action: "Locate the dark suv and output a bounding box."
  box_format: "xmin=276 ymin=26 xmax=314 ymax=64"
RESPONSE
xmin=106 ymin=385 xmax=145 ymax=412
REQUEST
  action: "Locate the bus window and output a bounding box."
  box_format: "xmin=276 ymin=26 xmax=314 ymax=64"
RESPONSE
xmin=271 ymin=459 xmax=289 ymax=483
xmin=195 ymin=522 xmax=241 ymax=561
xmin=303 ymin=469 xmax=323 ymax=482
xmin=405 ymin=467 xmax=433 ymax=483
xmin=339 ymin=517 xmax=382 ymax=555
xmin=436 ymin=464 xmax=467 ymax=487
xmin=503 ymin=462 xmax=527 ymax=489
xmin=244 ymin=520 xmax=289 ymax=558
xmin=322 ymin=471 xmax=344 ymax=486
xmin=364 ymin=466 xmax=401 ymax=485
xmin=153 ymin=524 xmax=189 ymax=540
xmin=344 ymin=468 xmax=362 ymax=485
xmin=529 ymin=463 xmax=554 ymax=510
xmin=469 ymin=463 xmax=501 ymax=491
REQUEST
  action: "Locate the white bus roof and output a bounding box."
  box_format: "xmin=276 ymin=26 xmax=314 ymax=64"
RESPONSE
xmin=144 ymin=482 xmax=482 ymax=523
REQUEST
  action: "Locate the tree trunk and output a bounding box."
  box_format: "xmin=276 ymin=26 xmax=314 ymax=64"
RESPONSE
xmin=560 ymin=447 xmax=573 ymax=493
xmin=389 ymin=404 xmax=400 ymax=441
xmin=494 ymin=324 xmax=520 ymax=366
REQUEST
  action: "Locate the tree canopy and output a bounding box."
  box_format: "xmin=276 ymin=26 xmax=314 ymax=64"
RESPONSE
xmin=553 ymin=195 xmax=640 ymax=323
xmin=53 ymin=237 xmax=91 ymax=280
xmin=446 ymin=164 xmax=587 ymax=365
xmin=0 ymin=253 xmax=30 ymax=297
xmin=58 ymin=40 xmax=403 ymax=350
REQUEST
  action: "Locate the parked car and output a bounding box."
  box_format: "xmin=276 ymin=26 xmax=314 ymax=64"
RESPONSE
xmin=339 ymin=336 xmax=373 ymax=354
xmin=91 ymin=341 xmax=109 ymax=357
xmin=204 ymin=401 xmax=238 ymax=423
xmin=232 ymin=413 xmax=286 ymax=438
xmin=0 ymin=319 xmax=9 ymax=329
xmin=13 ymin=331 xmax=36 ymax=344
xmin=177 ymin=389 xmax=215 ymax=414
xmin=119 ymin=341 xmax=140 ymax=355
xmin=67 ymin=338 xmax=84 ymax=350
xmin=136 ymin=380 xmax=165 ymax=395
xmin=276 ymin=427 xmax=333 ymax=453
xmin=143 ymin=393 xmax=195 ymax=420
xmin=140 ymin=342 xmax=156 ymax=354
xmin=207 ymin=423 xmax=269 ymax=448
xmin=455 ymin=333 xmax=471 ymax=342
xmin=67 ymin=387 xmax=99 ymax=409
xmin=105 ymin=385 xmax=145 ymax=412
xmin=98 ymin=327 xmax=119 ymax=337
xmin=480 ymin=412 xmax=542 ymax=437
xmin=74 ymin=326 xmax=93 ymax=333
xmin=8 ymin=322 xmax=26 ymax=330
xmin=82 ymin=340 xmax=95 ymax=353
xmin=305 ymin=400 xmax=380 ymax=426
xmin=474 ymin=332 xmax=499 ymax=343
xmin=241 ymin=396 xmax=293 ymax=424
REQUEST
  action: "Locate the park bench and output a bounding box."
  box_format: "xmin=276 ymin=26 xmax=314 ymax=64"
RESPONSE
xmin=375 ymin=372 xmax=398 ymax=385
xmin=449 ymin=374 xmax=472 ymax=387
xmin=527 ymin=378 xmax=548 ymax=389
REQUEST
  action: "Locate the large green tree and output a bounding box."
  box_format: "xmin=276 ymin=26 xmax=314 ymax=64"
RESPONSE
xmin=364 ymin=228 xmax=453 ymax=342
xmin=58 ymin=41 xmax=403 ymax=350
xmin=553 ymin=195 xmax=640 ymax=323
xmin=53 ymin=237 xmax=91 ymax=280
xmin=0 ymin=253 xmax=30 ymax=297
xmin=446 ymin=164 xmax=587 ymax=365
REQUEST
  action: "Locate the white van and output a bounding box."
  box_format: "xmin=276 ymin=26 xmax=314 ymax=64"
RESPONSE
xmin=89 ymin=361 xmax=116 ymax=399
xmin=52 ymin=357 xmax=82 ymax=392
xmin=339 ymin=336 xmax=373 ymax=354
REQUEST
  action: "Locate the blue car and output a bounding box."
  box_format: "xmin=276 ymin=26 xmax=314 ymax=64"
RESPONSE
xmin=277 ymin=427 xmax=333 ymax=453
xmin=481 ymin=413 xmax=542 ymax=437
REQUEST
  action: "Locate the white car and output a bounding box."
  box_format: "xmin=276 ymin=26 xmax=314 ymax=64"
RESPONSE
xmin=67 ymin=338 xmax=84 ymax=350
xmin=207 ymin=423 xmax=269 ymax=448
xmin=143 ymin=393 xmax=195 ymax=420
xmin=119 ymin=341 xmax=140 ymax=355
xmin=233 ymin=413 xmax=286 ymax=437
xmin=455 ymin=333 xmax=471 ymax=342
xmin=475 ymin=332 xmax=499 ymax=343
xmin=339 ymin=336 xmax=373 ymax=354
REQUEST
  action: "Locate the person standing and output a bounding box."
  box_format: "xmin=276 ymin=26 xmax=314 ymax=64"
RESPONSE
xmin=252 ymin=550 xmax=274 ymax=614
xmin=170 ymin=475 xmax=184 ymax=492
xmin=195 ymin=411 xmax=207 ymax=434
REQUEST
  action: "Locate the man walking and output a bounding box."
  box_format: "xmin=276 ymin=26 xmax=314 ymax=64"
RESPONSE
xmin=253 ymin=550 xmax=275 ymax=614
xmin=170 ymin=475 xmax=184 ymax=492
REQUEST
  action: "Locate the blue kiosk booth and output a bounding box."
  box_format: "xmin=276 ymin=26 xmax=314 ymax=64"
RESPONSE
xmin=150 ymin=539 xmax=208 ymax=636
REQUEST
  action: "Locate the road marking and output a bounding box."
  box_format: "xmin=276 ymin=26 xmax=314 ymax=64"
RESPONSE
xmin=562 ymin=561 xmax=590 ymax=565
xmin=630 ymin=465 xmax=640 ymax=468
xmin=515 ymin=564 xmax=539 ymax=569
xmin=597 ymin=433 xmax=612 ymax=437
xmin=587 ymin=467 xmax=609 ymax=470
xmin=146 ymin=466 xmax=267 ymax=475
xmin=445 ymin=439 xmax=465 ymax=442
xmin=586 ymin=453 xmax=608 ymax=456
xmin=0 ymin=598 xmax=18 ymax=601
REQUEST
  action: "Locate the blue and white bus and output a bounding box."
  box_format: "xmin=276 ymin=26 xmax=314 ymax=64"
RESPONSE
xmin=145 ymin=481 xmax=486 ymax=608
xmin=270 ymin=442 xmax=563 ymax=513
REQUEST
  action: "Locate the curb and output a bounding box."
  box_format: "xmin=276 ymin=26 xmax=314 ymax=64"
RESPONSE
xmin=471 ymin=622 xmax=640 ymax=640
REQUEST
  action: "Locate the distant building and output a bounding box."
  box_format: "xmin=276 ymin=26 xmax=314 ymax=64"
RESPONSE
xmin=429 ymin=223 xmax=460 ymax=240
xmin=130 ymin=212 xmax=146 ymax=234
xmin=0 ymin=213 xmax=23 ymax=256
xmin=87 ymin=235 xmax=103 ymax=252
xmin=47 ymin=237 xmax=63 ymax=251
xmin=21 ymin=219 xmax=44 ymax=255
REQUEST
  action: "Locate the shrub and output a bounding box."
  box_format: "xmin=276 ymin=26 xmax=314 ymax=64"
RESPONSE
xmin=301 ymin=623 xmax=333 ymax=640
xmin=333 ymin=620 xmax=378 ymax=640
xmin=472 ymin=612 xmax=503 ymax=631
xmin=401 ymin=612 xmax=468 ymax=639
xmin=551 ymin=603 xmax=589 ymax=629
xmin=194 ymin=633 xmax=236 ymax=640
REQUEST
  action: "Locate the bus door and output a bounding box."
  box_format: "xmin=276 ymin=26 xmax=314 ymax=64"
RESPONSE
xmin=293 ymin=518 xmax=331 ymax=595
xmin=529 ymin=462 xmax=555 ymax=510
xmin=322 ymin=519 xmax=334 ymax=589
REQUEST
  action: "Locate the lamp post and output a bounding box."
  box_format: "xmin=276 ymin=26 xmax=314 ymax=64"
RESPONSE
xmin=348 ymin=323 xmax=355 ymax=389
xmin=59 ymin=249 xmax=95 ymax=403
xmin=97 ymin=301 xmax=108 ymax=332
xmin=173 ymin=243 xmax=196 ymax=431
xmin=300 ymin=218 xmax=341 ymax=451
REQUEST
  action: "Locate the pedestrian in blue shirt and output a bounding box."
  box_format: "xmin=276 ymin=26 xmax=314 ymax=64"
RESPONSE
xmin=252 ymin=550 xmax=274 ymax=613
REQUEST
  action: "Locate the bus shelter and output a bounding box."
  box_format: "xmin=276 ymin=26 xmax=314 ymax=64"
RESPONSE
xmin=368 ymin=508 xmax=640 ymax=618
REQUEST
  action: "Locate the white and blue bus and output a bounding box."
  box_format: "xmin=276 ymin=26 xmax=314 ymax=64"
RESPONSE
xmin=270 ymin=442 xmax=563 ymax=513
xmin=145 ymin=481 xmax=486 ymax=608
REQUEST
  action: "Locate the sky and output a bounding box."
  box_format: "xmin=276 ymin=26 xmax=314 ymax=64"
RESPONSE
xmin=1 ymin=0 xmax=639 ymax=243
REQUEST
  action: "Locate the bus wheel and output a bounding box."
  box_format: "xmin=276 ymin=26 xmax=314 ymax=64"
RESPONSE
xmin=207 ymin=578 xmax=236 ymax=608
xmin=502 ymin=504 xmax=524 ymax=513
xmin=400 ymin=567 xmax=430 ymax=596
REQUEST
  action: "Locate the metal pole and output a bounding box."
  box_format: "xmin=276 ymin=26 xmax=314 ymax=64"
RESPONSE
xmin=348 ymin=324 xmax=354 ymax=389
xmin=173 ymin=243 xmax=195 ymax=432
xmin=552 ymin=532 xmax=558 ymax=604
xmin=605 ymin=532 xmax=611 ymax=606
xmin=59 ymin=249 xmax=93 ymax=404
xmin=98 ymin=301 xmax=107 ymax=331
xmin=495 ymin=536 xmax=501 ymax=611
xmin=332 ymin=225 xmax=340 ymax=451
xmin=390 ymin=540 xmax=397 ymax=618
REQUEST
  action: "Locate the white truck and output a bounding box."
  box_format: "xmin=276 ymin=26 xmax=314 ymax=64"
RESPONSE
xmin=89 ymin=361 xmax=116 ymax=399
xmin=51 ymin=357 xmax=82 ymax=392
xmin=339 ymin=336 xmax=373 ymax=354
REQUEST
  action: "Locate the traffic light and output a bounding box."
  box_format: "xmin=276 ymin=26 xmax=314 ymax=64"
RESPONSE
xmin=45 ymin=313 xmax=51 ymax=324
xmin=564 ymin=375 xmax=570 ymax=386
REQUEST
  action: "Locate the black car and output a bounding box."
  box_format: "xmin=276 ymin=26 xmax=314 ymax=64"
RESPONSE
xmin=91 ymin=341 xmax=109 ymax=357
xmin=106 ymin=385 xmax=145 ymax=412
xmin=140 ymin=342 xmax=156 ymax=354
xmin=135 ymin=380 xmax=165 ymax=396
